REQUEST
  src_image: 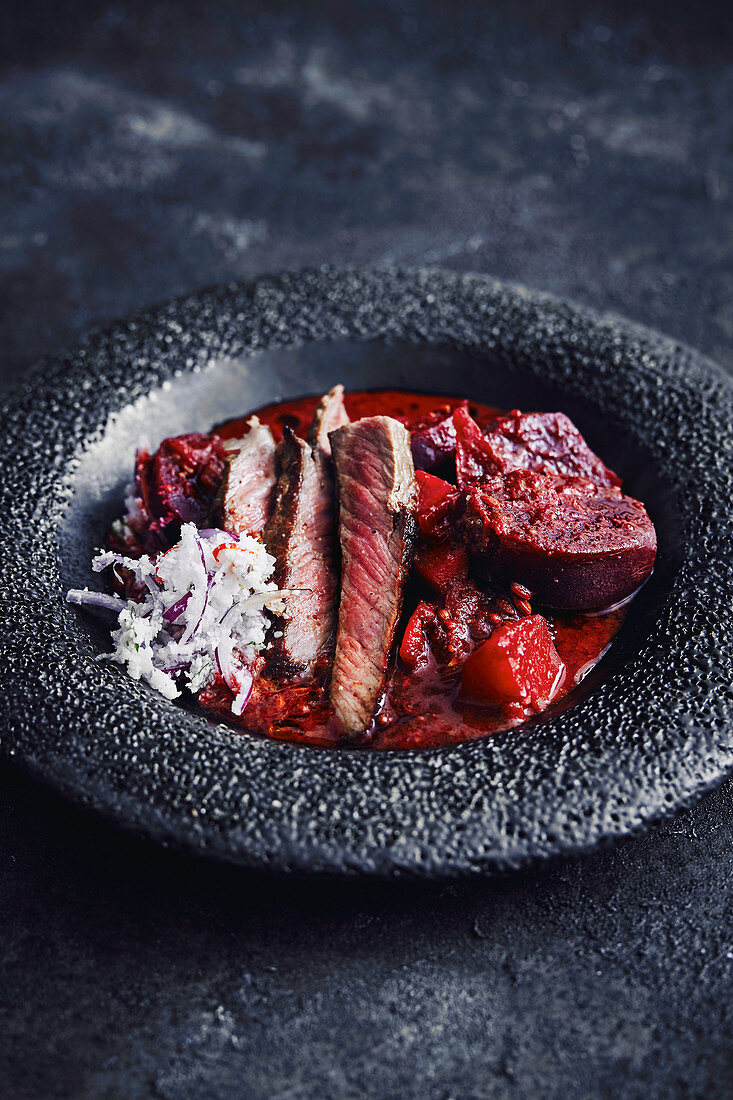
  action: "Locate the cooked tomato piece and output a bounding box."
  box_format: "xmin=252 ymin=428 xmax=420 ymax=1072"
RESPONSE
xmin=459 ymin=614 xmax=565 ymax=709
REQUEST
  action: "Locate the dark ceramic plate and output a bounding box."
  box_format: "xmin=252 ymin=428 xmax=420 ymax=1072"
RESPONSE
xmin=2 ymin=268 xmax=732 ymax=878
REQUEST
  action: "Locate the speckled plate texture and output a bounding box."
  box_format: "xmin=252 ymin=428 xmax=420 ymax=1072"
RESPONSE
xmin=1 ymin=267 xmax=732 ymax=878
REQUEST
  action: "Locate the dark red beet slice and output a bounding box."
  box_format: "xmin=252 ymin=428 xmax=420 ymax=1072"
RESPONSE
xmin=454 ymin=406 xmax=505 ymax=486
xmin=147 ymin=433 xmax=227 ymax=530
xmin=454 ymin=406 xmax=621 ymax=488
xmin=457 ymin=470 xmax=657 ymax=611
xmin=108 ymin=433 xmax=227 ymax=582
xmin=460 ymin=615 xmax=565 ymax=709
xmin=408 ymin=401 xmax=468 ymax=470
xmin=482 ymin=409 xmax=621 ymax=486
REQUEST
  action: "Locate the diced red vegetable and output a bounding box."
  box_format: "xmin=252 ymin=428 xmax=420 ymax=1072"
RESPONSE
xmin=148 ymin=433 xmax=227 ymax=528
xmin=458 ymin=471 xmax=657 ymax=611
xmin=413 ymin=540 xmax=469 ymax=596
xmin=454 ymin=406 xmax=622 ymax=490
xmin=400 ymin=579 xmax=512 ymax=674
xmin=454 ymin=406 xmax=504 ymax=487
xmin=399 ymin=602 xmax=437 ymax=671
xmin=459 ymin=614 xmax=565 ymax=709
xmin=409 ymin=401 xmax=467 ymax=470
xmin=415 ymin=470 xmax=459 ymax=539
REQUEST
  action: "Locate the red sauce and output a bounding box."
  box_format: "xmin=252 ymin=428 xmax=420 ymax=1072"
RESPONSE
xmin=206 ymin=391 xmax=630 ymax=751
xmin=215 ymin=390 xmax=502 ymax=444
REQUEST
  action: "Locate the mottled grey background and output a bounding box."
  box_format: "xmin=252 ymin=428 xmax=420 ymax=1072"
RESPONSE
xmin=1 ymin=1 xmax=732 ymax=1097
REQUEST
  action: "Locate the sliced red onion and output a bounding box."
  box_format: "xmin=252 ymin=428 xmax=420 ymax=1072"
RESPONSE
xmin=66 ymin=589 xmax=128 ymax=613
xmin=218 ymin=603 xmax=238 ymax=629
xmin=157 ymin=661 xmax=188 ymax=675
xmin=215 ymin=588 xmax=302 ymax=630
xmin=193 ymin=534 xmax=208 ymax=574
xmin=214 ymin=642 xmax=235 ymax=689
xmin=215 ymin=640 xmax=249 ymax=696
xmin=163 ymin=592 xmax=191 ymax=623
xmin=143 ymin=573 xmax=160 ymax=596
xmin=181 ymin=573 xmax=214 ymax=644
xmin=231 ymin=667 xmax=254 ymax=716
xmin=197 ymin=528 xmax=239 ymax=541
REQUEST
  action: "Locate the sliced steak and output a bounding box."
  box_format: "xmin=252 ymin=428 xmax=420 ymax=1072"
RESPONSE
xmin=264 ymin=427 xmax=338 ymax=678
xmin=329 ymin=416 xmax=418 ymax=735
xmin=308 ymin=384 xmax=350 ymax=457
xmin=221 ymin=417 xmax=277 ymax=537
xmin=457 ymin=470 xmax=656 ymax=611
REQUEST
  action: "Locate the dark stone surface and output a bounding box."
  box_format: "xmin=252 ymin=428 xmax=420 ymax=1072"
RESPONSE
xmin=1 ymin=2 xmax=732 ymax=1097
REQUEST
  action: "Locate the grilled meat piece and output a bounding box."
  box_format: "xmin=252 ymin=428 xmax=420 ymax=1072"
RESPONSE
xmin=264 ymin=428 xmax=339 ymax=678
xmin=308 ymin=384 xmax=350 ymax=457
xmin=221 ymin=417 xmax=277 ymax=537
xmin=329 ymin=416 xmax=418 ymax=736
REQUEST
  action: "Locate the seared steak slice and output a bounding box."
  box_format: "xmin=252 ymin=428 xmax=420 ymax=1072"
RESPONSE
xmin=308 ymin=384 xmax=350 ymax=457
xmin=329 ymin=416 xmax=418 ymax=735
xmin=221 ymin=417 xmax=277 ymax=537
xmin=264 ymin=428 xmax=338 ymax=678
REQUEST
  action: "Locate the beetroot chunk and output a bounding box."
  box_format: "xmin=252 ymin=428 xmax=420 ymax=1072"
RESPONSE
xmin=146 ymin=433 xmax=227 ymax=530
xmin=409 ymin=401 xmax=467 ymax=471
xmin=413 ymin=540 xmax=470 ymax=596
xmin=460 ymin=615 xmax=565 ymax=709
xmin=454 ymin=406 xmax=502 ymax=486
xmin=415 ymin=470 xmax=459 ymax=540
xmin=115 ymin=432 xmax=227 ymax=559
xmin=482 ymin=410 xmax=621 ymax=486
xmin=454 ymin=406 xmax=621 ymax=489
xmin=398 ymin=578 xmax=513 ymax=673
xmin=457 ymin=470 xmax=656 ymax=611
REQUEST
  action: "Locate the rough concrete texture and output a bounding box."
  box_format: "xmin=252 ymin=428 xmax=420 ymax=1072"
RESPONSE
xmin=1 ymin=1 xmax=732 ymax=1097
